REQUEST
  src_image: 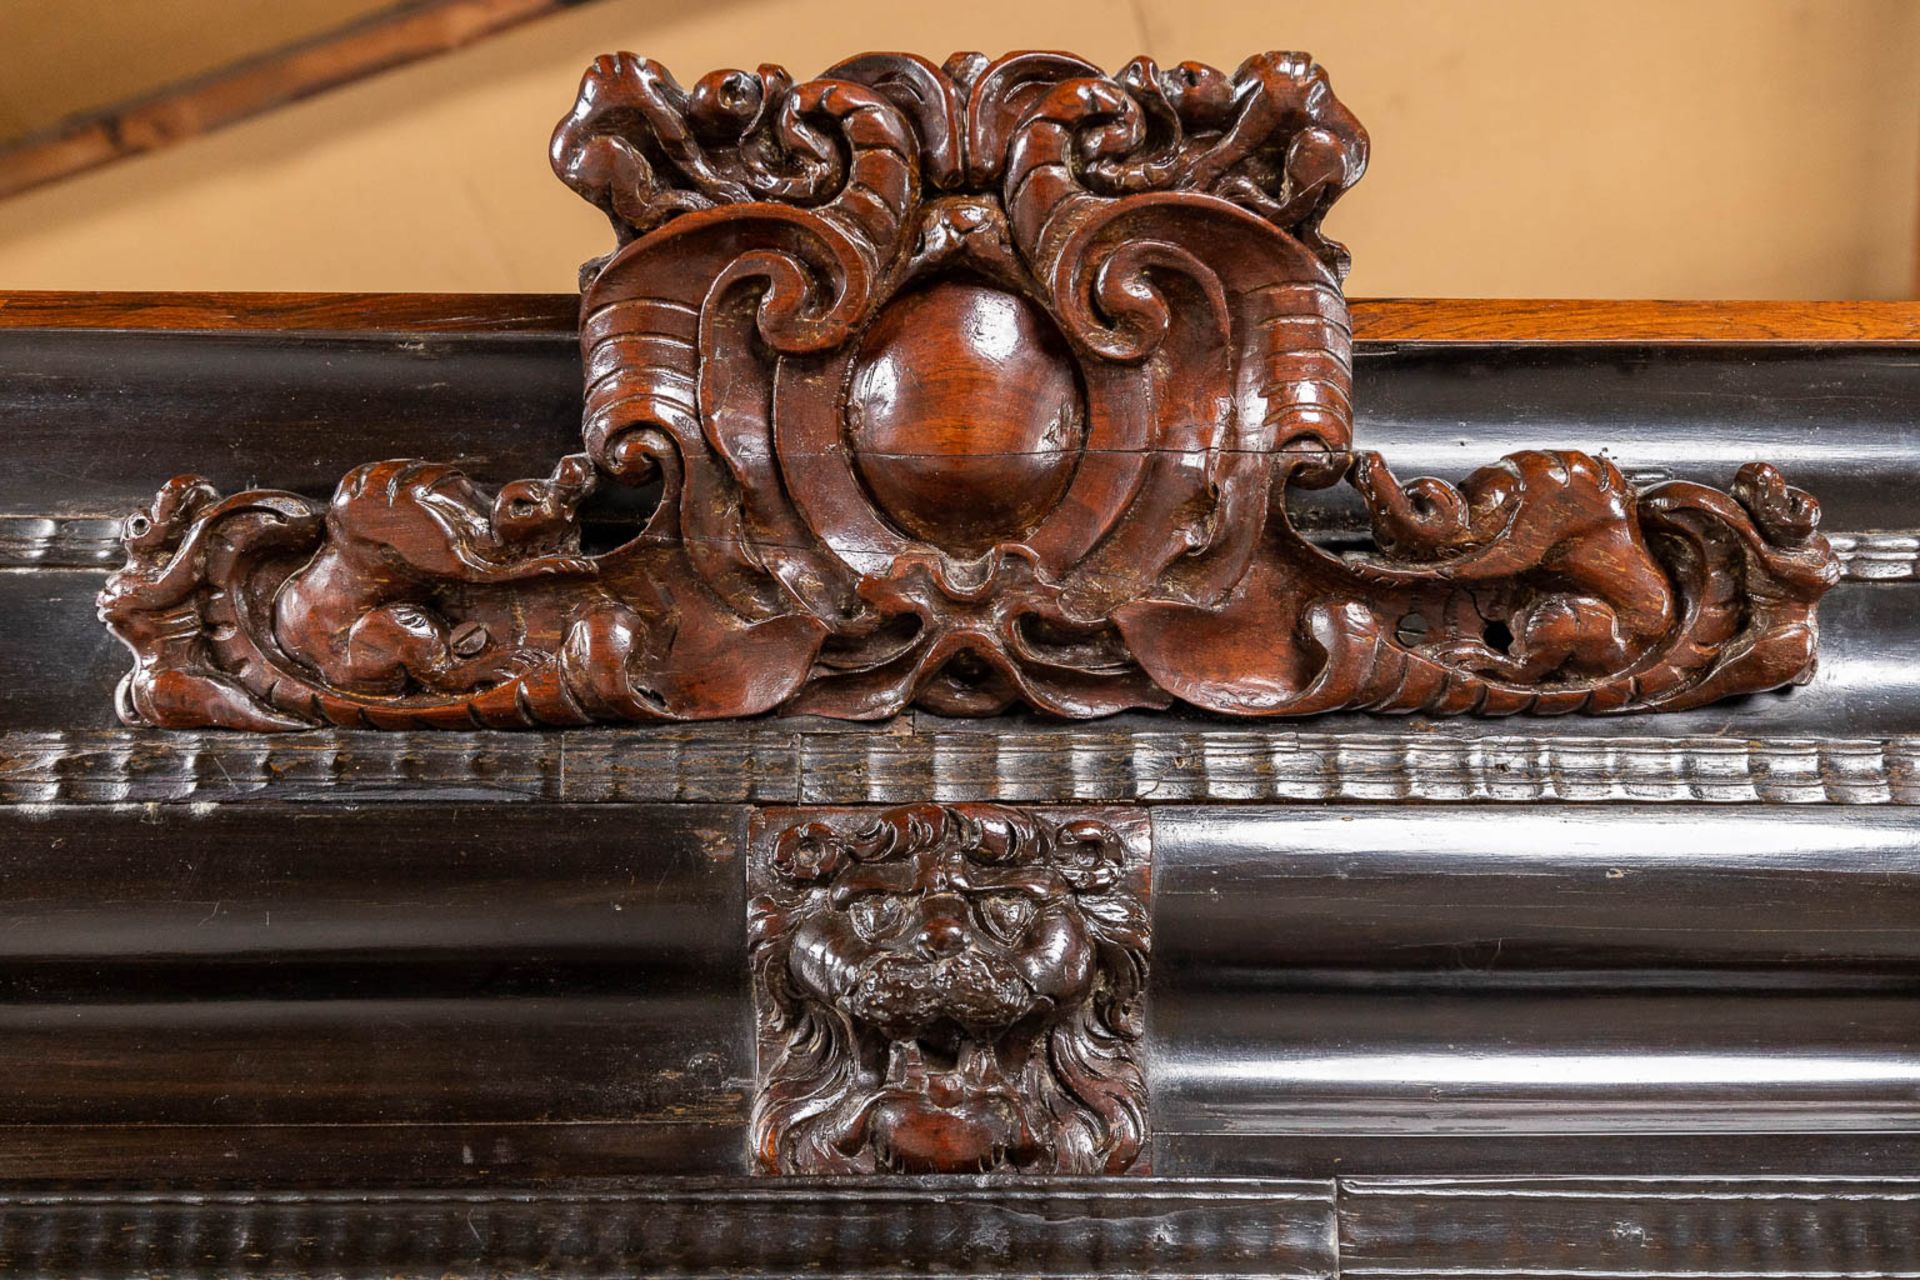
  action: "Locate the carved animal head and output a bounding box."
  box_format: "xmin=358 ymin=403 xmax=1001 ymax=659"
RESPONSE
xmin=318 ymin=453 xmax=598 ymax=585
xmin=120 ymin=475 xmax=220 ymax=559
xmin=749 ymin=804 xmax=1149 ymax=1175
xmin=490 ymin=452 xmax=597 ymax=549
xmin=99 ymin=476 xmax=318 ymax=626
xmin=98 ymin=476 xmax=222 ymax=629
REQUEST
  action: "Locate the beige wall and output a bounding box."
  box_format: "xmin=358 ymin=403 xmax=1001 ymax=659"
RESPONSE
xmin=0 ymin=0 xmax=398 ymax=140
xmin=0 ymin=0 xmax=1914 ymax=298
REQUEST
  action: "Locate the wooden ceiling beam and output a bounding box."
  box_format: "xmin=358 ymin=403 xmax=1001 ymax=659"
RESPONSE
xmin=0 ymin=0 xmax=597 ymax=200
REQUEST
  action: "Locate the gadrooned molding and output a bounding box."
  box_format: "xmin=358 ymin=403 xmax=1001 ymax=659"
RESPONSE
xmin=0 ymin=1178 xmax=1911 ymax=1278
xmin=3 ymin=728 xmax=1915 ymax=805
xmin=0 ymin=1180 xmax=1335 ymax=1279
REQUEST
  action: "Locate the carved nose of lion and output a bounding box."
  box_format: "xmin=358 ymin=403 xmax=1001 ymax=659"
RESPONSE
xmin=915 ymin=893 xmax=970 ymax=959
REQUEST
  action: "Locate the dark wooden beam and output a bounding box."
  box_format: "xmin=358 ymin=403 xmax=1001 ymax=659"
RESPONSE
xmin=0 ymin=0 xmax=599 ymax=200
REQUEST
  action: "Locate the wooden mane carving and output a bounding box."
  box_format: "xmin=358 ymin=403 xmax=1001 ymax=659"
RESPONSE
xmin=99 ymin=50 xmax=1838 ymax=730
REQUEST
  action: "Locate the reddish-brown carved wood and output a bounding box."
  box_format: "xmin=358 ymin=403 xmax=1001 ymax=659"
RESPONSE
xmin=847 ymin=281 xmax=1085 ymax=557
xmin=9 ymin=292 xmax=1920 ymax=341
xmin=99 ymin=49 xmax=1840 ymax=729
xmin=748 ymin=804 xmax=1151 ymax=1176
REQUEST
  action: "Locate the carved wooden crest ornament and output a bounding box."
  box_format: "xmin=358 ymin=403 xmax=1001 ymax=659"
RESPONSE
xmin=100 ymin=50 xmax=1840 ymax=730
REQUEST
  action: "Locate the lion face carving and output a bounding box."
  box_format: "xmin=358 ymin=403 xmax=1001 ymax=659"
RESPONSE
xmin=748 ymin=804 xmax=1150 ymax=1175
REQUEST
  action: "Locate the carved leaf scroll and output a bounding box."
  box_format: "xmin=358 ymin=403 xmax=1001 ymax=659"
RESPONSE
xmin=100 ymin=49 xmax=1838 ymax=729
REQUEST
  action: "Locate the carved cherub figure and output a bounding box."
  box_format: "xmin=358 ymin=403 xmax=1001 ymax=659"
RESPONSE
xmin=272 ymin=453 xmax=598 ymax=694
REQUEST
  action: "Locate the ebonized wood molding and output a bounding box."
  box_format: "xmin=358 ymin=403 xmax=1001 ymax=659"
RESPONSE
xmin=1 ymin=44 xmax=1917 ymax=1276
xmin=7 ymin=722 xmax=1920 ymax=805
xmin=0 ymin=1179 xmax=1914 ymax=1277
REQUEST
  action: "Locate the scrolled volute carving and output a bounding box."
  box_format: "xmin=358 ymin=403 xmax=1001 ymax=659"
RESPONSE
xmin=100 ymin=48 xmax=1838 ymax=729
xmin=748 ymin=804 xmax=1150 ymax=1175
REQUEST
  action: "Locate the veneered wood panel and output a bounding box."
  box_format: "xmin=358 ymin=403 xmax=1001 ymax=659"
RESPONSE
xmin=3 ymin=293 xmax=1917 ymax=343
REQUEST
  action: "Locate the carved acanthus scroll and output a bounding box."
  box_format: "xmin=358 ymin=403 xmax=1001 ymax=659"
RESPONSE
xmin=100 ymin=50 xmax=1839 ymax=728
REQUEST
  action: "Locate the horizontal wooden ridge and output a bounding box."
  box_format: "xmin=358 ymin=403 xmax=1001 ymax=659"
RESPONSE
xmin=0 ymin=291 xmax=580 ymax=334
xmin=7 ymin=726 xmax=1917 ymax=805
xmin=0 ymin=1178 xmax=1912 ymax=1276
xmin=1354 ymin=297 xmax=1920 ymax=343
xmin=2 ymin=292 xmax=1918 ymax=342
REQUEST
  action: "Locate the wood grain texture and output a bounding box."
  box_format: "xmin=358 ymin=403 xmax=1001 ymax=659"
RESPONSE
xmin=7 ymin=726 xmax=1918 ymax=806
xmin=0 ymin=290 xmax=579 ymax=333
xmin=87 ymin=51 xmax=1841 ymax=731
xmin=1352 ymin=297 xmax=1920 ymax=344
xmin=0 ymin=1181 xmax=1337 ymax=1277
xmin=1339 ymin=1177 xmax=1920 ymax=1278
xmin=0 ymin=1 xmax=600 ymax=200
xmin=3 ymin=292 xmax=1918 ymax=343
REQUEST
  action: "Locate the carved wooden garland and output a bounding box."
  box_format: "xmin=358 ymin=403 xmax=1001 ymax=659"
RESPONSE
xmin=99 ymin=50 xmax=1839 ymax=729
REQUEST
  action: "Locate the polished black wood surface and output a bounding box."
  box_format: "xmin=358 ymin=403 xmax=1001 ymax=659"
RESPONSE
xmin=1 ymin=293 xmax=1916 ymax=1273
xmin=3 ymin=332 xmax=1910 ymax=544
xmin=5 ymin=332 xmax=1917 ymax=739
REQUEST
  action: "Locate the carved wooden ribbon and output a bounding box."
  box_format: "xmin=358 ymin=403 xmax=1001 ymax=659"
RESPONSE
xmin=99 ymin=50 xmax=1839 ymax=729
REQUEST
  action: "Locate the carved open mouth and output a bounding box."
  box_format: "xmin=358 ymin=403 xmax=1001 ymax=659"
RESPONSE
xmin=863 ymin=1033 xmax=1035 ymax=1174
xmin=882 ymin=1025 xmax=1007 ymax=1090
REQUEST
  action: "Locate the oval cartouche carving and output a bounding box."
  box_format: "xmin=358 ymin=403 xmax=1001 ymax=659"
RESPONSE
xmin=845 ymin=282 xmax=1083 ymax=556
